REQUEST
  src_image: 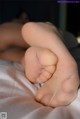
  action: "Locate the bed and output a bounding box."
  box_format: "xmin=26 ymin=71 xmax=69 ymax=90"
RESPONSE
xmin=0 ymin=59 xmax=80 ymax=119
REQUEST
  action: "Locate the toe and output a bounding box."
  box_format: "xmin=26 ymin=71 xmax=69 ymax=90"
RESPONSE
xmin=37 ymin=48 xmax=57 ymax=66
xmin=45 ymin=65 xmax=56 ymax=74
xmin=36 ymin=74 xmax=47 ymax=83
xmin=40 ymin=94 xmax=52 ymax=106
xmin=42 ymin=70 xmax=52 ymax=79
xmin=35 ymin=85 xmax=50 ymax=101
xmin=36 ymin=69 xmax=52 ymax=83
xmin=35 ymin=84 xmax=53 ymax=106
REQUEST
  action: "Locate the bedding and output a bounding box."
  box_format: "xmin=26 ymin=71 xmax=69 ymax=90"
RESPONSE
xmin=0 ymin=59 xmax=80 ymax=119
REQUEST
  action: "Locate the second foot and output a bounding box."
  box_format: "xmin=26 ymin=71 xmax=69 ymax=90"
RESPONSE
xmin=23 ymin=46 xmax=58 ymax=83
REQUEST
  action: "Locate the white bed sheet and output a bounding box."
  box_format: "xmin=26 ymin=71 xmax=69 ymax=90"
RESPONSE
xmin=0 ymin=59 xmax=80 ymax=119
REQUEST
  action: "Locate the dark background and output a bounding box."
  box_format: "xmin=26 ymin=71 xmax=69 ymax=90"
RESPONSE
xmin=0 ymin=0 xmax=80 ymax=72
xmin=67 ymin=4 xmax=80 ymax=36
xmin=0 ymin=0 xmax=59 ymax=26
xmin=0 ymin=0 xmax=80 ymax=36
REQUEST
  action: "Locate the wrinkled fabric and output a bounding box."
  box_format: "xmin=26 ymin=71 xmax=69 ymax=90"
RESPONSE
xmin=0 ymin=59 xmax=80 ymax=119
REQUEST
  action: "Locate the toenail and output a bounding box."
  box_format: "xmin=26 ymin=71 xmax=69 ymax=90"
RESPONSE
xmin=35 ymin=83 xmax=44 ymax=89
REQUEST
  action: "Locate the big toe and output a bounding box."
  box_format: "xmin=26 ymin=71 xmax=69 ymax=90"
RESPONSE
xmin=35 ymin=85 xmax=52 ymax=106
xmin=36 ymin=67 xmax=55 ymax=83
xmin=37 ymin=48 xmax=58 ymax=66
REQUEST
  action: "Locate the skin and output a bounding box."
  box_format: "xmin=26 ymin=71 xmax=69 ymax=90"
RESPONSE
xmin=22 ymin=46 xmax=58 ymax=83
xmin=22 ymin=22 xmax=80 ymax=107
xmin=0 ymin=22 xmax=29 ymax=51
xmin=0 ymin=22 xmax=79 ymax=107
xmin=0 ymin=22 xmax=29 ymax=62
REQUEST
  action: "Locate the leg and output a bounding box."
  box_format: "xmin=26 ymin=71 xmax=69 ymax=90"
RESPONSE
xmin=0 ymin=22 xmax=29 ymax=51
xmin=0 ymin=48 xmax=25 ymax=62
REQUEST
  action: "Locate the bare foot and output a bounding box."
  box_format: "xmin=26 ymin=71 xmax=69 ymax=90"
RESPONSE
xmin=23 ymin=47 xmax=78 ymax=107
xmin=23 ymin=46 xmax=58 ymax=83
xmin=22 ymin=22 xmax=79 ymax=107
